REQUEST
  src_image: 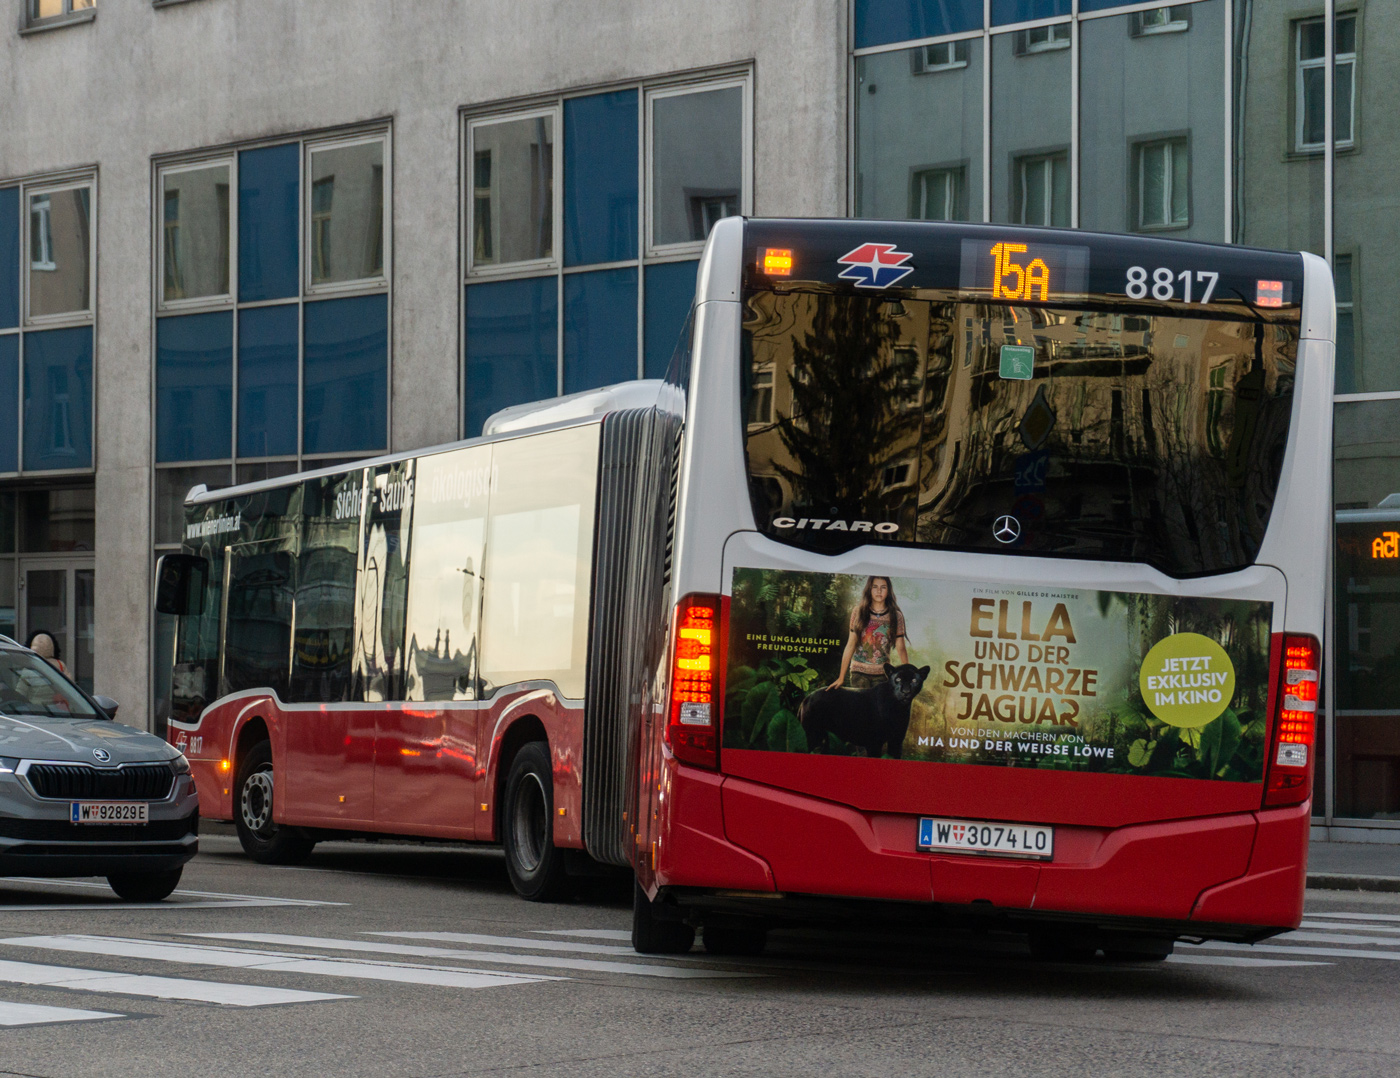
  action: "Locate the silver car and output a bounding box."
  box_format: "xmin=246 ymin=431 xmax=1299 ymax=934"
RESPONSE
xmin=0 ymin=636 xmax=198 ymax=900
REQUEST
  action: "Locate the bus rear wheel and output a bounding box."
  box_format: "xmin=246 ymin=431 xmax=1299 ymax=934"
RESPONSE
xmin=234 ymin=741 xmax=316 ymax=865
xmin=502 ymin=742 xmax=571 ymax=902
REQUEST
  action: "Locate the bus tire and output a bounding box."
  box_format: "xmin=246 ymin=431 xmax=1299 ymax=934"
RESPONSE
xmin=1102 ymin=937 xmax=1174 ymax=962
xmin=1028 ymin=928 xmax=1098 ymax=962
xmin=632 ymin=879 xmax=695 ymax=954
xmin=107 ymin=867 xmax=183 ymax=902
xmin=234 ymin=741 xmax=316 ymax=865
xmin=502 ymin=741 xmax=571 ymax=902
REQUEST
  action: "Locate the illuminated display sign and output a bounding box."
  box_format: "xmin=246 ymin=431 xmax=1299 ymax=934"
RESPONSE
xmin=958 ymin=238 xmax=1090 ymax=302
xmin=1373 ymin=531 xmax=1399 ymax=559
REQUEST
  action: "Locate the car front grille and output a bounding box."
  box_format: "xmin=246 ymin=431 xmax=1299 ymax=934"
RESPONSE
xmin=24 ymin=763 xmax=176 ymax=802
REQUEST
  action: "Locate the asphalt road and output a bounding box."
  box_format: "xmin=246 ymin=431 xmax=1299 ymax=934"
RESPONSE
xmin=0 ymin=833 xmax=1397 ymax=1078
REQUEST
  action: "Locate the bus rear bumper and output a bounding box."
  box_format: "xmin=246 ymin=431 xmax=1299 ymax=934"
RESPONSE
xmin=656 ymin=770 xmax=1308 ymax=940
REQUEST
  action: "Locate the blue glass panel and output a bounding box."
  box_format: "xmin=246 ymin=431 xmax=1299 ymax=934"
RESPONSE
xmin=239 ymin=303 xmax=299 ymax=458
xmin=0 ymin=335 xmax=17 ymax=472
xmin=464 ymin=276 xmax=558 ymax=438
xmin=643 ymin=261 xmax=697 ymax=380
xmin=853 ymin=0 xmax=983 ymax=48
xmin=563 ymin=90 xmax=639 ymax=266
xmin=303 ymin=294 xmax=388 ymax=455
xmin=563 ymin=267 xmax=637 ymax=394
xmin=156 ymin=312 xmax=233 ymax=464
xmin=992 ymin=0 xmax=1070 ymax=23
xmin=1077 ymin=0 xmax=1139 ymax=8
xmin=239 ymin=143 xmax=300 ymax=302
xmin=23 ymin=326 xmax=93 ymax=471
xmin=0 ymin=188 xmax=18 ymax=329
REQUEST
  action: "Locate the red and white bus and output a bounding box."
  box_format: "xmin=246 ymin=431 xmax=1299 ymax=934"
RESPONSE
xmin=159 ymin=217 xmax=1332 ymax=959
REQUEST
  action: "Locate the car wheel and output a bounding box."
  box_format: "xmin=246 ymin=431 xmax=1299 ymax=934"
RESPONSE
xmin=234 ymin=740 xmax=315 ymax=865
xmin=107 ymin=867 xmax=183 ymax=902
xmin=632 ymin=878 xmax=695 ymax=955
xmin=501 ymin=741 xmax=571 ymax=902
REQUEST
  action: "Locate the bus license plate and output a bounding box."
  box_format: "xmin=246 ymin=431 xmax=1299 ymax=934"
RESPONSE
xmin=71 ymin=802 xmax=148 ymax=825
xmin=918 ymin=817 xmax=1053 ymax=860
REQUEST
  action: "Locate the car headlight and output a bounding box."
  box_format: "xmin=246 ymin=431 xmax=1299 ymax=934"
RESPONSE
xmin=171 ymin=754 xmax=191 ymax=775
xmin=0 ymin=757 xmax=19 ymax=774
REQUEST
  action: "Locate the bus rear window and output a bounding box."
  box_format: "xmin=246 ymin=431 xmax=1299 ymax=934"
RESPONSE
xmin=742 ymin=289 xmax=1298 ymax=577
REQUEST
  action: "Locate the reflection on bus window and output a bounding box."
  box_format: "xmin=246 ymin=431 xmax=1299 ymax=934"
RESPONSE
xmin=354 ymin=462 xmax=411 ymax=702
xmin=480 ymin=427 xmax=599 ymax=699
xmin=290 ymin=471 xmax=362 ymax=704
xmin=405 ymin=447 xmax=491 ymax=701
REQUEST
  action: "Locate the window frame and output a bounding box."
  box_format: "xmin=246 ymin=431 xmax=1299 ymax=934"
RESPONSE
xmin=464 ymin=105 xmax=562 ymax=279
xmin=644 ymin=74 xmax=753 ymax=258
xmin=1015 ymin=21 xmax=1071 ymax=55
xmin=156 ymin=157 xmax=236 ymax=314
xmin=22 ymin=0 xmax=94 ymax=31
xmin=1133 ymin=134 xmax=1191 ymax=232
xmin=1296 ymin=14 xmax=1357 ymax=153
xmin=1012 ymin=149 xmax=1069 ymax=227
xmin=911 ymin=38 xmax=970 ymax=74
xmin=909 ymin=163 xmax=968 ymax=221
xmin=1131 ymin=6 xmax=1191 ymax=37
xmin=22 ymin=178 xmax=96 ymax=328
xmin=302 ymin=132 xmax=392 ymax=298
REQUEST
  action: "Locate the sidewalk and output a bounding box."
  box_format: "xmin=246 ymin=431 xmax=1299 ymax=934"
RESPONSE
xmin=1308 ymin=839 xmax=1400 ymax=892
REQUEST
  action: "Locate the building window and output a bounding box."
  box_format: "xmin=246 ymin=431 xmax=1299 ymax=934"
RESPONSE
xmin=29 ymin=197 xmax=54 ymax=271
xmin=881 ymin=460 xmax=914 ymax=491
xmin=1014 ymin=151 xmax=1069 ymax=227
xmin=1135 ymin=137 xmax=1190 ymax=230
xmin=1297 ymin=15 xmax=1356 ymax=152
xmin=1015 ymin=23 xmax=1070 ymax=55
xmin=153 ymin=127 xmax=390 ymax=491
xmin=26 ymin=0 xmax=93 ymax=26
xmin=463 ymin=70 xmax=751 ymax=438
xmin=912 ymin=39 xmax=969 ymax=74
xmin=747 ymin=365 xmax=774 ymax=427
xmin=911 ymin=165 xmax=966 ymax=221
xmin=306 ymin=136 xmax=388 ymax=290
xmin=159 ymin=162 xmax=232 ymax=307
xmin=1132 ymin=6 xmax=1191 ymax=36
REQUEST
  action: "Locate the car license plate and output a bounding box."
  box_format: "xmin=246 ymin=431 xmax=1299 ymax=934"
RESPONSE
xmin=918 ymin=817 xmax=1053 ymax=860
xmin=70 ymin=802 xmax=148 ymax=825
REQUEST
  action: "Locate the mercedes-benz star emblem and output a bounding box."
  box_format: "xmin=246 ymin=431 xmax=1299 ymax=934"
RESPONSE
xmin=992 ymin=515 xmax=1021 ymax=544
xmin=92 ymin=748 xmax=111 ymax=763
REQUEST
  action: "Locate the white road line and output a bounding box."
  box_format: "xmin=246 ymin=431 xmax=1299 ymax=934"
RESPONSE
xmin=1299 ymin=921 xmax=1400 ymax=935
xmin=1 ymin=936 xmax=552 ymax=990
xmin=1197 ymin=941 xmax=1400 ymax=962
xmin=1278 ymin=931 xmax=1400 ymax=947
xmin=1166 ymin=954 xmax=1330 ymax=968
xmin=1304 ymin=911 xmax=1400 ymax=923
xmin=0 ymin=959 xmax=349 ymax=1007
xmin=0 ymin=878 xmax=341 ymax=910
xmin=197 ymin=933 xmax=760 ymax=980
xmin=375 ymin=931 xmax=636 ymax=956
xmin=538 ymin=929 xmax=633 ymax=941
xmin=0 ymin=1000 xmax=124 ymax=1026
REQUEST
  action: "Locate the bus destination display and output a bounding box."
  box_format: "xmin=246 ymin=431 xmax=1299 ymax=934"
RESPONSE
xmin=958 ymin=238 xmax=1090 ymax=302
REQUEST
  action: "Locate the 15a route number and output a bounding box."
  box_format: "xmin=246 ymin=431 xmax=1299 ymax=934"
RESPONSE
xmin=1126 ymin=266 xmax=1219 ymax=303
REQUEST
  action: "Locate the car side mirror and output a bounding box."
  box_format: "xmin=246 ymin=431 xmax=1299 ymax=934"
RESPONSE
xmin=154 ymin=553 xmax=209 ymax=616
xmin=91 ymin=695 xmax=119 ymax=720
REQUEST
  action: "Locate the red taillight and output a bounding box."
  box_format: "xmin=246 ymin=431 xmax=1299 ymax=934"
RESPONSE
xmin=665 ymin=594 xmax=723 ymax=769
xmin=1265 ymin=633 xmax=1320 ymax=807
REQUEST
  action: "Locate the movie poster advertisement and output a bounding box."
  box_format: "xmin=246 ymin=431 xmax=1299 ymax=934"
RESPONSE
xmin=724 ymin=567 xmax=1274 ymax=782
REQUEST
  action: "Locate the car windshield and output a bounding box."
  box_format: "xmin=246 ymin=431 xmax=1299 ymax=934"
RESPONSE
xmin=0 ymin=649 xmax=97 ymax=718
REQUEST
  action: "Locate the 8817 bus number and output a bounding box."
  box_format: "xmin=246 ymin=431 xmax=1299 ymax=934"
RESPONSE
xmin=1125 ymin=266 xmax=1219 ymax=304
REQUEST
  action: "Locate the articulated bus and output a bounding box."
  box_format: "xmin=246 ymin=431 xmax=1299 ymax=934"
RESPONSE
xmin=159 ymin=217 xmax=1332 ymax=959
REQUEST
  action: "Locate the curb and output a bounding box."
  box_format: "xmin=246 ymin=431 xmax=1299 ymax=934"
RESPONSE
xmin=1307 ymin=873 xmax=1400 ymax=893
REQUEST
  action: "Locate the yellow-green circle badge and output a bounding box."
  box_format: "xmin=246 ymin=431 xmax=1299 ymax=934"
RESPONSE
xmin=1139 ymin=632 xmax=1236 ymax=729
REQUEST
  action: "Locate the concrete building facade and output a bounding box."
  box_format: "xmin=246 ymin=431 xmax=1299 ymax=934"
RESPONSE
xmin=0 ymin=0 xmax=1393 ymax=837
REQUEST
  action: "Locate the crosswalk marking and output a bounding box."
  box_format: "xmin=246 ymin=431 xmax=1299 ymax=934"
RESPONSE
xmin=1198 ymin=940 xmax=1400 ymax=962
xmin=1 ymin=936 xmax=553 ymax=990
xmin=197 ymin=932 xmax=760 ymax=980
xmin=1301 ymin=911 xmax=1400 ymax=923
xmin=539 ymin=929 xmax=633 ymax=941
xmin=372 ymin=930 xmax=636 ymax=956
xmin=0 ymin=999 xmax=124 ymax=1026
xmin=1299 ymin=920 xmax=1400 ymax=935
xmin=0 ymin=878 xmax=341 ymax=911
xmin=0 ymin=958 xmax=350 ymax=1007
xmin=1278 ymin=931 xmax=1400 ymax=947
xmin=1166 ymin=954 xmax=1328 ymax=968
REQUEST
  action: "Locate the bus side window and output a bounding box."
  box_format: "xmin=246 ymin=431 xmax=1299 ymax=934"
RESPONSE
xmin=290 ymin=470 xmax=362 ymax=704
xmin=480 ymin=426 xmax=600 ymax=700
xmin=354 ymin=461 xmax=412 ymax=702
xmin=223 ymin=542 xmax=294 ymax=700
xmin=404 ymin=446 xmax=491 ymax=702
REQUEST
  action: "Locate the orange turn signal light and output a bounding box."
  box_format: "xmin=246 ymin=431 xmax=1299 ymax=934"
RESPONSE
xmin=762 ymin=248 xmax=793 ymax=276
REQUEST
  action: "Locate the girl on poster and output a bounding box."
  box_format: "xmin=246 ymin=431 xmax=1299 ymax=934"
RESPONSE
xmin=826 ymin=576 xmax=909 ymax=690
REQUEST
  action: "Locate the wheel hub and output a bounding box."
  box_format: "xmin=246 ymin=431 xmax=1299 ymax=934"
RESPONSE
xmin=512 ymin=773 xmax=548 ymax=873
xmin=241 ymin=768 xmax=274 ymax=834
